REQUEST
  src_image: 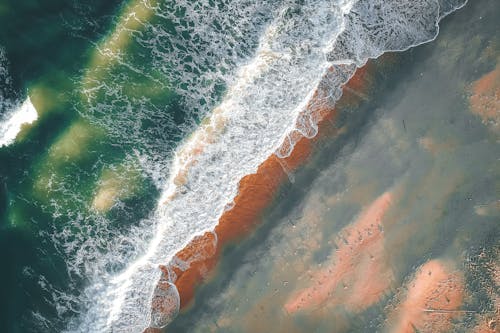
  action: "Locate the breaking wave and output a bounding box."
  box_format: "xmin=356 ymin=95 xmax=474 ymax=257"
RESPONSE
xmin=52 ymin=0 xmax=468 ymax=331
xmin=0 ymin=48 xmax=38 ymax=148
xmin=0 ymin=97 xmax=38 ymax=147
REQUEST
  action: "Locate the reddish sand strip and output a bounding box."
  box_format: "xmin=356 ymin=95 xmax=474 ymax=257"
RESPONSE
xmin=165 ymin=154 xmax=289 ymax=310
xmin=284 ymin=191 xmax=394 ymax=314
xmin=144 ymin=59 xmax=382 ymax=332
xmin=167 ymin=63 xmax=377 ymax=311
xmin=386 ymin=259 xmax=464 ymax=333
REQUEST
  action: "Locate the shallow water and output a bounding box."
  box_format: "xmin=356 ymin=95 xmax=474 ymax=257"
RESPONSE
xmin=166 ymin=1 xmax=499 ymax=331
xmin=0 ymin=0 xmax=497 ymax=332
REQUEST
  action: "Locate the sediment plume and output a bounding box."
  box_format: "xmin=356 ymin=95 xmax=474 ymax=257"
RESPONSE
xmin=284 ymin=190 xmax=394 ymax=314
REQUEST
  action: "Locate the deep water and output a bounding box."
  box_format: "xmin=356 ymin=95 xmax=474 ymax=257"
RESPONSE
xmin=0 ymin=0 xmax=497 ymax=332
xmin=0 ymin=1 xmax=282 ymax=330
xmin=0 ymin=2 xmax=124 ymax=331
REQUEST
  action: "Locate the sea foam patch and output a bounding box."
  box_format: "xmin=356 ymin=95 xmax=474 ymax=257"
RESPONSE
xmin=60 ymin=1 xmax=468 ymax=332
xmin=0 ymin=97 xmax=38 ymax=147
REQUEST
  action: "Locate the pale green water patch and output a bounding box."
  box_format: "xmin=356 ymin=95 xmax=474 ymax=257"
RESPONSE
xmin=92 ymin=159 xmax=148 ymax=213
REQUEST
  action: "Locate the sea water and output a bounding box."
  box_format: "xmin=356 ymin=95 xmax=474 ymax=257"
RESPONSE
xmin=0 ymin=0 xmax=475 ymax=332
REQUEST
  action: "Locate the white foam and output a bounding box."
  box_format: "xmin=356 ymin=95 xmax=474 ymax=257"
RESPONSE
xmin=0 ymin=96 xmax=38 ymax=147
xmin=67 ymin=0 xmax=468 ymax=332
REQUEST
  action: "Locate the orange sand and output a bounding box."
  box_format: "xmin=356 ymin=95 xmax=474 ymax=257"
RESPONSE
xmin=143 ymin=59 xmax=382 ymax=332
xmin=284 ymin=191 xmax=394 ymax=314
xmin=387 ymin=259 xmax=464 ymax=333
xmin=167 ymin=62 xmax=377 ymax=311
xmin=469 ymin=62 xmax=500 ymax=131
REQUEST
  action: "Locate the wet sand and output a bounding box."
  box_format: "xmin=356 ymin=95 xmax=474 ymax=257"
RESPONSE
xmin=385 ymin=259 xmax=464 ymax=333
xmin=469 ymin=60 xmax=499 ymax=132
xmin=284 ymin=190 xmax=394 ymax=314
xmin=164 ymin=61 xmax=379 ymax=312
xmin=162 ymin=1 xmax=499 ymax=332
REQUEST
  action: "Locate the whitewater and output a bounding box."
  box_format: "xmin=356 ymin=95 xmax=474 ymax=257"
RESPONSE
xmin=60 ymin=0 xmax=468 ymax=331
xmin=0 ymin=48 xmax=38 ymax=148
xmin=0 ymin=97 xmax=38 ymax=147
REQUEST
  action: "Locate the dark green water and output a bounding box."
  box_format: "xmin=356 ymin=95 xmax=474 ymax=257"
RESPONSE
xmin=0 ymin=1 xmax=281 ymax=330
xmin=0 ymin=0 xmax=200 ymax=331
xmin=0 ymin=0 xmax=497 ymax=332
xmin=0 ymin=2 xmax=124 ymax=332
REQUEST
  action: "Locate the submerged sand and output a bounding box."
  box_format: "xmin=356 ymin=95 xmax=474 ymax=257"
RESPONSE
xmin=159 ymin=1 xmax=499 ymax=331
xmin=142 ymin=60 xmax=381 ymax=332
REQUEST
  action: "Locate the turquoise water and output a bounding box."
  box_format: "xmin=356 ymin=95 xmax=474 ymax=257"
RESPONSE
xmin=1 ymin=0 xmax=497 ymax=332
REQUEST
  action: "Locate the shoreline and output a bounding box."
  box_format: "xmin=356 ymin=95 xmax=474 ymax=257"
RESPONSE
xmin=155 ymin=58 xmax=382 ymax=324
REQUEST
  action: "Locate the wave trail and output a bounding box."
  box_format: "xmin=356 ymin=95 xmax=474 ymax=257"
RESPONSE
xmin=70 ymin=0 xmax=467 ymax=332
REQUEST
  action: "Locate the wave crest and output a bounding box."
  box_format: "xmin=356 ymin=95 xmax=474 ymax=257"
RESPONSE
xmin=67 ymin=0 xmax=467 ymax=331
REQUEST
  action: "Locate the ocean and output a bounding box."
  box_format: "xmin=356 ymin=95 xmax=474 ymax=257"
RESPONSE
xmin=0 ymin=0 xmax=497 ymax=332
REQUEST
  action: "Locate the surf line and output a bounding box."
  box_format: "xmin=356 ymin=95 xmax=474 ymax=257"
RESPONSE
xmin=102 ymin=2 xmax=361 ymax=330
xmin=142 ymin=60 xmax=379 ymax=332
